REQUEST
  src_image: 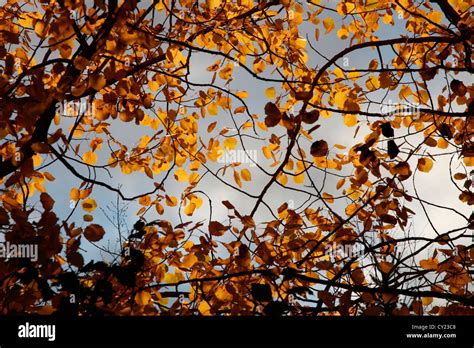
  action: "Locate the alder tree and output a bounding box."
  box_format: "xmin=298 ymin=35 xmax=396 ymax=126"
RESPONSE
xmin=0 ymin=0 xmax=473 ymax=316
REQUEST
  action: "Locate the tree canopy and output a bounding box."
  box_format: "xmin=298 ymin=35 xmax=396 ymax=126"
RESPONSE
xmin=0 ymin=0 xmax=473 ymax=316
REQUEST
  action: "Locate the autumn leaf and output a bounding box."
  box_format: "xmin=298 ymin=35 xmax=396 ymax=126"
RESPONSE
xmin=420 ymin=258 xmax=439 ymax=270
xmin=381 ymin=122 xmax=394 ymax=138
xmin=302 ymin=110 xmax=319 ymax=124
xmin=181 ymin=254 xmax=198 ymax=268
xmin=417 ymin=158 xmax=433 ymax=173
xmin=84 ymin=224 xmax=105 ymax=242
xmin=391 ymin=162 xmax=412 ymax=180
xmin=379 ymin=261 xmax=394 ymax=273
xmin=295 ymin=91 xmax=313 ymax=101
xmin=265 ymin=87 xmax=276 ymax=99
xmin=81 ymin=198 xmax=97 ymax=212
xmin=209 ymin=221 xmax=228 ymax=236
xmin=83 ymin=151 xmax=98 ymax=165
xmin=198 ymin=301 xmax=212 ymax=315
xmin=40 ymin=192 xmax=54 ymax=211
xmin=344 ymin=114 xmax=357 ymax=127
xmin=264 ymin=102 xmax=282 ymax=127
xmin=223 ymin=138 xmax=237 ymax=150
xmin=323 ymin=17 xmax=335 ymax=33
xmin=241 ymin=168 xmax=251 ymax=181
xmin=165 ymin=195 xmax=178 ymax=207
xmin=135 ymin=291 xmax=151 ymax=306
xmin=310 ymin=140 xmax=328 ymax=157
xmin=387 ymin=140 xmax=399 ymax=159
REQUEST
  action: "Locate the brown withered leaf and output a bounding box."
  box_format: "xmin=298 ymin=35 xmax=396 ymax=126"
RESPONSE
xmin=84 ymin=224 xmax=106 ymax=242
xmin=264 ymin=102 xmax=282 ymax=127
xmin=208 ymin=221 xmax=228 ymax=236
xmin=301 ymin=110 xmax=319 ymax=124
xmin=310 ymin=140 xmax=329 ymax=157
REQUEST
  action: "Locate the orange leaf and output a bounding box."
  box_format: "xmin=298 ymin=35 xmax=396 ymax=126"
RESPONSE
xmin=135 ymin=291 xmax=151 ymax=306
xmin=417 ymin=158 xmax=433 ymax=173
xmin=83 ymin=151 xmax=98 ymax=165
xmin=241 ymin=168 xmax=251 ymax=181
xmin=420 ymin=258 xmax=438 ymax=270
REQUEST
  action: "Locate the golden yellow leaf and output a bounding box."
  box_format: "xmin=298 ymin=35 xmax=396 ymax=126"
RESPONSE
xmin=174 ymin=168 xmax=188 ymax=182
xmin=279 ymin=173 xmax=288 ymax=186
xmin=321 ymin=110 xmax=331 ymax=119
xmin=437 ymin=138 xmax=449 ymax=149
xmin=223 ymin=137 xmax=237 ymax=150
xmin=233 ymin=170 xmax=242 ymax=188
xmin=345 ymin=203 xmax=358 ymax=216
xmin=348 ymin=70 xmax=361 ymax=80
xmin=337 ymin=26 xmax=349 ymax=39
xmin=399 ymin=85 xmax=411 ymax=100
xmin=81 ymin=198 xmax=97 ymax=212
xmin=148 ymin=80 xmax=160 ymax=92
xmin=323 ymin=17 xmax=335 ymax=33
xmin=241 ymin=168 xmax=251 ymax=181
xmin=427 ymin=11 xmax=442 ymax=24
xmin=198 ymin=301 xmax=211 ymax=315
xmin=218 ymin=62 xmax=233 ymax=80
xmin=422 ymin=297 xmax=433 ymax=306
xmin=294 ymin=172 xmax=304 ymax=184
xmin=463 ymin=156 xmax=473 ymax=167
xmin=236 ymin=91 xmax=249 ymax=99
xmin=182 ymin=254 xmax=198 ymax=268
xmin=346 ymin=187 xmax=361 ymax=200
xmin=265 ymin=87 xmax=276 ymax=99
xmin=208 ymin=102 xmax=218 ymax=116
xmin=366 ymin=76 xmax=380 ymax=90
xmin=336 ymin=178 xmax=345 ymax=190
xmin=295 ymin=37 xmax=307 ymax=49
xmin=32 ymin=154 xmax=42 ymax=167
xmin=344 ymin=114 xmax=357 ymax=127
xmin=135 ymin=291 xmax=151 ymax=306
xmin=215 ymin=287 xmax=233 ymax=301
xmin=334 ymin=91 xmax=347 ymax=109
xmin=417 ymin=158 xmax=433 ymax=173
xmin=83 ymin=151 xmax=98 ymax=165
xmin=184 ymin=202 xmax=196 ymax=216
xmin=207 ymin=122 xmax=217 ymax=133
xmin=70 ymin=188 xmax=80 ymax=201
xmin=165 ymin=195 xmax=178 ymax=206
xmin=206 ymin=0 xmax=222 ymax=11
xmin=253 ymin=59 xmax=265 ymax=73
